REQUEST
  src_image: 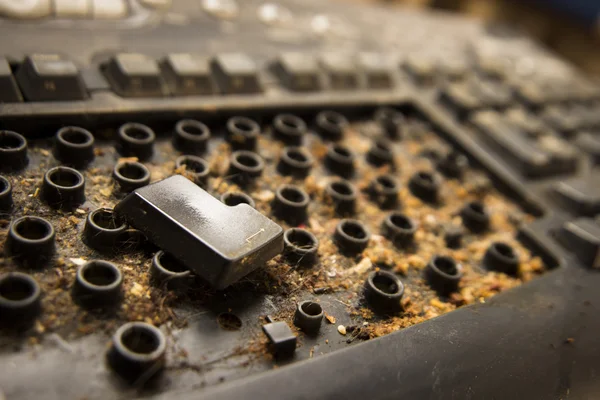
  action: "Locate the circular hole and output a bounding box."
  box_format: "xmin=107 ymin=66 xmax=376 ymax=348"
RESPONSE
xmin=433 ymin=256 xmax=458 ymax=276
xmin=377 ymin=107 xmax=402 ymax=121
xmin=0 ymin=177 xmax=8 ymax=194
xmin=158 ymin=252 xmax=188 ymax=273
xmin=217 ymin=312 xmax=242 ymax=331
xmin=341 ymin=221 xmax=367 ymax=240
xmin=236 ymin=153 xmax=259 ymax=168
xmin=180 ymin=122 xmax=206 ymax=136
xmin=286 ymin=229 xmax=317 ymax=250
xmin=301 ymin=301 xmax=322 ymax=316
xmin=15 ymin=218 xmax=51 ymax=240
xmin=121 ymin=325 xmax=161 ymax=354
xmin=233 ymin=120 xmax=255 ymax=133
xmin=118 ymin=163 xmax=147 ymax=180
xmin=468 ymin=201 xmax=485 ymax=215
xmin=390 ymin=214 xmax=413 ymax=230
xmin=418 ymin=171 xmax=434 ymax=183
xmin=92 ymin=210 xmax=122 ymax=230
xmin=286 ymin=148 xmax=308 ymax=163
xmin=49 ymin=168 xmax=81 ymax=188
xmin=280 ymin=187 xmax=306 ymax=204
xmin=322 ymin=111 xmax=344 ymax=126
xmin=494 ymin=242 xmax=516 ymax=259
xmin=332 ymin=144 xmax=351 ymax=158
xmin=222 ymin=192 xmax=253 ymax=207
xmin=372 ymin=274 xmax=398 ymax=294
xmin=123 ymin=126 xmax=151 ymax=141
xmin=374 ymin=139 xmax=390 ymax=152
xmin=179 ymin=157 xmax=207 ymax=174
xmin=279 ymin=115 xmax=300 ymax=129
xmin=330 ymin=181 xmax=354 ymax=196
xmin=376 ymin=175 xmax=396 ymax=189
xmin=0 ymin=132 xmax=24 ymax=150
xmin=83 ymin=262 xmax=119 ymax=287
xmin=0 ymin=276 xmax=35 ymax=301
xmin=59 ymin=128 xmax=91 ymax=145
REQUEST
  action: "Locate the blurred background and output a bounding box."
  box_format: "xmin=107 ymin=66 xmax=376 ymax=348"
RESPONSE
xmin=357 ymin=0 xmax=600 ymax=76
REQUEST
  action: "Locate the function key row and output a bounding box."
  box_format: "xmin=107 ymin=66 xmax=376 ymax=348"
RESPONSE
xmin=0 ymin=51 xmax=399 ymax=103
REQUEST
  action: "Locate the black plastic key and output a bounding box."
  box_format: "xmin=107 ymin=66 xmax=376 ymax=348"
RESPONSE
xmin=115 ymin=175 xmax=283 ymax=289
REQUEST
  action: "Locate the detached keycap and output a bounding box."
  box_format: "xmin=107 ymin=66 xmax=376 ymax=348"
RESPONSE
xmin=0 ymin=57 xmax=22 ymax=102
xmin=16 ymin=54 xmax=87 ymax=101
xmin=272 ymin=52 xmax=321 ymax=92
xmin=161 ymin=53 xmax=216 ymax=95
xmin=104 ymin=53 xmax=165 ymax=97
xmin=115 ymin=175 xmax=283 ymax=289
xmin=262 ymin=321 xmax=296 ymax=359
xmin=211 ymin=53 xmax=262 ymax=94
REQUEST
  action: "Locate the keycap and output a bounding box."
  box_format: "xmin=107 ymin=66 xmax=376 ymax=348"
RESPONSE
xmin=104 ymin=53 xmax=165 ymax=97
xmin=139 ymin=0 xmax=172 ymax=9
xmin=559 ymin=218 xmax=600 ymax=269
xmin=91 ymin=0 xmax=127 ymax=19
xmin=554 ymin=178 xmax=600 ymax=217
xmin=439 ymin=83 xmax=482 ymax=119
xmin=0 ymin=0 xmax=51 ymax=19
xmin=114 ymin=175 xmax=283 ymax=289
xmin=505 ymin=108 xmax=551 ymax=138
xmin=0 ymin=58 xmax=22 ymax=102
xmin=438 ymin=57 xmax=467 ymax=81
xmin=542 ymin=105 xmax=581 ymax=136
xmin=272 ymin=52 xmax=321 ymax=92
xmin=357 ymin=52 xmax=394 ymax=89
xmin=574 ymin=133 xmax=600 ymax=164
xmin=514 ymin=81 xmax=545 ymax=107
xmin=475 ymin=54 xmax=509 ymax=79
xmin=54 ymin=0 xmax=91 ymax=18
xmin=403 ymin=55 xmax=436 ymax=84
xmin=210 ymin=53 xmax=262 ymax=94
xmin=471 ymin=111 xmax=578 ymax=178
xmin=15 ymin=54 xmax=87 ymax=101
xmin=161 ymin=53 xmax=215 ymax=95
xmin=470 ymin=79 xmax=512 ymax=108
xmin=320 ymin=53 xmax=358 ymax=90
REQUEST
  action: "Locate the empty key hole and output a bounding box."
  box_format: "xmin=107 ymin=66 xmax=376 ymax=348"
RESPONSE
xmin=82 ymin=262 xmax=120 ymax=287
xmin=372 ymin=274 xmax=399 ymax=295
xmin=0 ymin=276 xmax=36 ymax=301
xmin=0 ymin=132 xmax=25 ymax=150
xmin=15 ymin=218 xmax=52 ymax=240
xmin=301 ymin=301 xmax=322 ymax=316
xmin=49 ymin=168 xmax=82 ymax=188
xmin=121 ymin=325 xmax=161 ymax=354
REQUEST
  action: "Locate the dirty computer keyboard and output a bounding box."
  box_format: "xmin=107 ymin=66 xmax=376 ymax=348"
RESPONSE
xmin=0 ymin=1 xmax=599 ymax=399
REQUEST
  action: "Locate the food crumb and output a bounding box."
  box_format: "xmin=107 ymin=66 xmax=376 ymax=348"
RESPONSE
xmin=337 ymin=325 xmax=347 ymax=335
xmin=325 ymin=314 xmax=336 ymax=324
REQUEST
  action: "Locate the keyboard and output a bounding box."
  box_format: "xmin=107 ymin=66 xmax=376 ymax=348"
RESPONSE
xmin=0 ymin=1 xmax=599 ymax=399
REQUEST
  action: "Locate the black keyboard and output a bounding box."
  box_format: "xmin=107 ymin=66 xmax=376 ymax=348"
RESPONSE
xmin=0 ymin=1 xmax=599 ymax=399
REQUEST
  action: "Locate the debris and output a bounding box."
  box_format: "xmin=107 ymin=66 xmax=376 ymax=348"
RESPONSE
xmin=325 ymin=314 xmax=336 ymax=324
xmin=313 ymin=286 xmax=331 ymax=294
xmin=337 ymin=325 xmax=347 ymax=335
xmin=69 ymin=257 xmax=87 ymax=266
xmin=130 ymin=282 xmax=144 ymax=297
